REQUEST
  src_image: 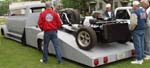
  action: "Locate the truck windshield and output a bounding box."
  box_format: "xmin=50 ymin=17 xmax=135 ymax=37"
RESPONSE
xmin=30 ymin=7 xmax=45 ymax=13
xmin=116 ymin=9 xmax=130 ymax=19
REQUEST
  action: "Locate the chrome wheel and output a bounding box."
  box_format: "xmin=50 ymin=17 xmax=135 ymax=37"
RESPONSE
xmin=77 ymin=31 xmax=91 ymax=47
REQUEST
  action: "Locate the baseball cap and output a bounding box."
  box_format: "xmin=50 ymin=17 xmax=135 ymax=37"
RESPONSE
xmin=132 ymin=1 xmax=140 ymax=6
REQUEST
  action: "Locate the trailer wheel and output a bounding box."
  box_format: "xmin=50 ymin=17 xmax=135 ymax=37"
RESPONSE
xmin=76 ymin=26 xmax=97 ymax=50
xmin=37 ymin=39 xmax=44 ymax=51
xmin=1 ymin=28 xmax=4 ymax=36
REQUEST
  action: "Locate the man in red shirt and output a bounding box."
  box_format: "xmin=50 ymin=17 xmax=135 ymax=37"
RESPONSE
xmin=38 ymin=2 xmax=62 ymax=64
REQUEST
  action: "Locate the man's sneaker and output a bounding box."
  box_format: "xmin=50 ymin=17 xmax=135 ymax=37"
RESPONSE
xmin=131 ymin=60 xmax=143 ymax=64
xmin=144 ymin=55 xmax=150 ymax=60
xmin=40 ymin=59 xmax=45 ymax=63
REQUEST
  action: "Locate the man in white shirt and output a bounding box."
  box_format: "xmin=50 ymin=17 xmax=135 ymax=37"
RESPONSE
xmin=104 ymin=3 xmax=115 ymax=20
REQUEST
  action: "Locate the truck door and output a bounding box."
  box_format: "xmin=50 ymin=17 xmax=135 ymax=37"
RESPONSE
xmin=6 ymin=8 xmax=27 ymax=35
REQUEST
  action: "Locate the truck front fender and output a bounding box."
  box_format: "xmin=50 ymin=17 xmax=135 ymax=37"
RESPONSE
xmin=36 ymin=32 xmax=44 ymax=51
xmin=36 ymin=32 xmax=44 ymax=41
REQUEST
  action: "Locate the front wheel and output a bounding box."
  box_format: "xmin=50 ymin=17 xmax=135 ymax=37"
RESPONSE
xmin=76 ymin=26 xmax=97 ymax=50
xmin=1 ymin=28 xmax=4 ymax=36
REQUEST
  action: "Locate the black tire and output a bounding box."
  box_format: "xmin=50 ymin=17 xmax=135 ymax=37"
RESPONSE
xmin=117 ymin=40 xmax=128 ymax=44
xmin=129 ymin=39 xmax=133 ymax=42
xmin=76 ymin=26 xmax=97 ymax=50
xmin=37 ymin=39 xmax=44 ymax=51
xmin=1 ymin=28 xmax=4 ymax=36
xmin=59 ymin=9 xmax=80 ymax=25
xmin=71 ymin=10 xmax=80 ymax=24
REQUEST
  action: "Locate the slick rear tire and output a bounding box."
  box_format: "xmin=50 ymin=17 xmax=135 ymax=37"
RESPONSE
xmin=59 ymin=9 xmax=80 ymax=24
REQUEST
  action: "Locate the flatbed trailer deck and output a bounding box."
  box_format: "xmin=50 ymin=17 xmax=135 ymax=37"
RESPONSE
xmin=46 ymin=30 xmax=134 ymax=67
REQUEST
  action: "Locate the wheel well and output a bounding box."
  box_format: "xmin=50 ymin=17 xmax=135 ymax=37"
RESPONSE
xmin=1 ymin=28 xmax=4 ymax=35
xmin=37 ymin=39 xmax=43 ymax=51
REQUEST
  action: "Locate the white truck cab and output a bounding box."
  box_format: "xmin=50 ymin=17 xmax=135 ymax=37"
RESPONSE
xmin=1 ymin=1 xmax=45 ymax=47
xmin=115 ymin=7 xmax=132 ymax=24
xmin=83 ymin=7 xmax=132 ymax=26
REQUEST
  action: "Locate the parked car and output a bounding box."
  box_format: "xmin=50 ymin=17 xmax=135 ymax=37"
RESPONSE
xmin=75 ymin=7 xmax=133 ymax=50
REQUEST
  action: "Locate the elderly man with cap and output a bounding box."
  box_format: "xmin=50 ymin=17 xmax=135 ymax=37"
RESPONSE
xmin=103 ymin=3 xmax=115 ymax=20
xmin=38 ymin=1 xmax=62 ymax=64
xmin=141 ymin=0 xmax=150 ymax=60
xmin=130 ymin=1 xmax=147 ymax=64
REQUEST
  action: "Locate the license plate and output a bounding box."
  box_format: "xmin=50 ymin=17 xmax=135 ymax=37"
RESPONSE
xmin=117 ymin=53 xmax=126 ymax=60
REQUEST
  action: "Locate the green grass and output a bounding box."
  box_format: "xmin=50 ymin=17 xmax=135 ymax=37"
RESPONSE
xmin=1 ymin=18 xmax=150 ymax=68
xmin=0 ymin=32 xmax=85 ymax=68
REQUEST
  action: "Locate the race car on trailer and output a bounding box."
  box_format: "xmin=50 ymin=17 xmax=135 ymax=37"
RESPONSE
xmin=60 ymin=9 xmax=131 ymax=50
xmin=1 ymin=1 xmax=134 ymax=67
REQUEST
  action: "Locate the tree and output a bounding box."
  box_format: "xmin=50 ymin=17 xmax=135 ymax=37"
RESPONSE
xmin=61 ymin=0 xmax=96 ymax=15
xmin=0 ymin=0 xmax=9 ymax=15
xmin=0 ymin=0 xmax=36 ymax=15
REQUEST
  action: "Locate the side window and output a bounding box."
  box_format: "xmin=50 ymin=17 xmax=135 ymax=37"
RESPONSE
xmin=10 ymin=9 xmax=26 ymax=16
xmin=116 ymin=10 xmax=130 ymax=19
xmin=30 ymin=7 xmax=45 ymax=13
